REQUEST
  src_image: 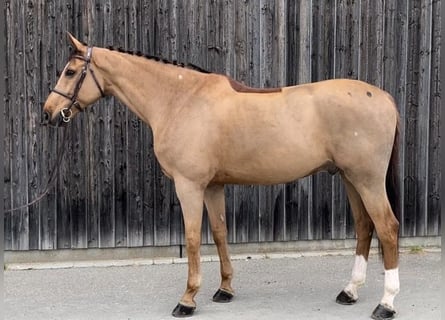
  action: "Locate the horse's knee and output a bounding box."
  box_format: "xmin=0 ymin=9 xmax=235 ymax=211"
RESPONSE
xmin=185 ymin=233 xmax=201 ymax=252
xmin=212 ymin=230 xmax=227 ymax=245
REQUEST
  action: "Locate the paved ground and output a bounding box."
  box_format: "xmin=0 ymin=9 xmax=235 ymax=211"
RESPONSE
xmin=5 ymin=250 xmax=441 ymax=320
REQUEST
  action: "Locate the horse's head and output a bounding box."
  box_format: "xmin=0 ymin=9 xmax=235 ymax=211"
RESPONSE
xmin=42 ymin=33 xmax=105 ymax=126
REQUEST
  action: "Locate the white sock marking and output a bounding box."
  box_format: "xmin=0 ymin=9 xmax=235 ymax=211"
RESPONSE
xmin=381 ymin=268 xmax=400 ymax=310
xmin=344 ymin=255 xmax=367 ymax=300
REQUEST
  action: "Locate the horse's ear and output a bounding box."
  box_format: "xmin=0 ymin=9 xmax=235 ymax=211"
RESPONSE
xmin=67 ymin=32 xmax=86 ymax=54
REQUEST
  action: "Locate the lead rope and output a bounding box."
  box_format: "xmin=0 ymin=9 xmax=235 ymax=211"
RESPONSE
xmin=4 ymin=125 xmax=68 ymax=213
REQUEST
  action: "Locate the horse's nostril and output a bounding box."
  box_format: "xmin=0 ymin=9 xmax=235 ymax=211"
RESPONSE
xmin=42 ymin=111 xmax=51 ymax=124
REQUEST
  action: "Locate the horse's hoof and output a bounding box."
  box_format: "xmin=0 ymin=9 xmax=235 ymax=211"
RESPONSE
xmin=335 ymin=290 xmax=357 ymax=305
xmin=371 ymin=304 xmax=396 ymax=320
xmin=171 ymin=303 xmax=196 ymax=318
xmin=212 ymin=289 xmax=234 ymax=303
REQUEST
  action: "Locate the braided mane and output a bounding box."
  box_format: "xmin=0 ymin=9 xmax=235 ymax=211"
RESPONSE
xmin=106 ymin=46 xmax=210 ymax=74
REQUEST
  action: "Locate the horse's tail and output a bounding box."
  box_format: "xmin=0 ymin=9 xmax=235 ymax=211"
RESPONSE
xmin=381 ymin=114 xmax=401 ymax=258
xmin=386 ymin=116 xmax=401 ymax=225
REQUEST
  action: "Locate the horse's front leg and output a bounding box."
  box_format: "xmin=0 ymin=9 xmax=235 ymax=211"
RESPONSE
xmin=172 ymin=177 xmax=205 ymax=317
xmin=204 ymin=184 xmax=234 ymax=303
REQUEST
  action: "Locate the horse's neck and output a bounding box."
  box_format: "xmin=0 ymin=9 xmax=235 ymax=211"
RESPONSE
xmin=95 ymin=48 xmax=204 ymax=133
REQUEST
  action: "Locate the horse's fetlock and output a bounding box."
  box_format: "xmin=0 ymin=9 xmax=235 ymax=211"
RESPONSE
xmin=187 ymin=275 xmax=202 ymax=293
xmin=221 ymin=270 xmax=233 ymax=281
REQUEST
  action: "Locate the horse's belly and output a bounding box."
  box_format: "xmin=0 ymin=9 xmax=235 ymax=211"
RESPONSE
xmin=213 ymin=154 xmax=328 ymax=185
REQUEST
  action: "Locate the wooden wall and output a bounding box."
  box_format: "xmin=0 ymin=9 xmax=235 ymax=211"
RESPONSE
xmin=4 ymin=0 xmax=441 ymax=250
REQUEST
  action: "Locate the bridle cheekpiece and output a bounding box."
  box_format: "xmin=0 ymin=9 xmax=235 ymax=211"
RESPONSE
xmin=51 ymin=46 xmax=105 ymax=122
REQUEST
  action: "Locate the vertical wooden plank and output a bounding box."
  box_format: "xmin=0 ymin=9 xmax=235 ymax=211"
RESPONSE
xmin=233 ymin=185 xmax=257 ymax=243
xmin=313 ymin=173 xmax=333 ymax=240
xmin=286 ymin=0 xmax=298 ymax=86
xmin=222 ymin=0 xmax=235 ymax=75
xmin=427 ymin=0 xmax=441 ymax=236
xmin=274 ymin=0 xmax=287 ymax=87
xmin=284 ymin=183 xmax=298 ymax=240
xmin=334 ymin=0 xmax=361 ymax=80
xmin=10 ymin=0 xmax=30 ymax=250
xmin=207 ymin=0 xmax=225 ymax=74
xmin=297 ymin=179 xmax=311 ymax=240
xmin=5 ymin=0 xmax=24 ymax=250
xmin=414 ymin=0 xmax=433 ymax=236
xmin=358 ymin=0 xmax=384 ymax=85
xmin=310 ymin=0 xmax=335 ymax=80
xmin=4 ymin=0 xmax=13 ymax=250
xmin=24 ymin=0 xmax=40 ymax=250
xmin=403 ymin=0 xmax=422 ymax=237
xmin=39 ymin=0 xmax=58 ymax=250
xmin=296 ymin=0 xmax=312 ymax=84
xmin=383 ymin=0 xmax=398 ymax=94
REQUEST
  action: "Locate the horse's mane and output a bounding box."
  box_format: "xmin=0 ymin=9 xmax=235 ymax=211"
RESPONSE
xmin=106 ymin=46 xmax=211 ymax=74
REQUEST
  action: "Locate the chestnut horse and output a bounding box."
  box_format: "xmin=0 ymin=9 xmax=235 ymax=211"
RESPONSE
xmin=43 ymin=34 xmax=400 ymax=320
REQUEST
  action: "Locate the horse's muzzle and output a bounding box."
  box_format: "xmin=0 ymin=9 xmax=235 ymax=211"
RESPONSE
xmin=41 ymin=111 xmax=66 ymax=127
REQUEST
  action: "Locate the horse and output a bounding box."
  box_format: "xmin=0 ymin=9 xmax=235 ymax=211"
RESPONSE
xmin=42 ymin=33 xmax=400 ymax=320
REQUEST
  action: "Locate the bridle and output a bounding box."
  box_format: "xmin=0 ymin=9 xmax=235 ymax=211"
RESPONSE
xmin=51 ymin=46 xmax=105 ymax=122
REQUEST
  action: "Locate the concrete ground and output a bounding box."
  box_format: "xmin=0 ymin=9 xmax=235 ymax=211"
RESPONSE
xmin=5 ymin=250 xmax=441 ymax=320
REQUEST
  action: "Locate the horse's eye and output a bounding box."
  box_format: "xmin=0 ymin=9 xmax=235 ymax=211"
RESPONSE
xmin=65 ymin=69 xmax=76 ymax=77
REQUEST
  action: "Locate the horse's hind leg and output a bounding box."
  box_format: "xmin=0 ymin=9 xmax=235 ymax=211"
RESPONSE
xmin=204 ymin=184 xmax=234 ymax=302
xmin=351 ymin=178 xmax=400 ymax=320
xmin=336 ymin=177 xmax=375 ymax=305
